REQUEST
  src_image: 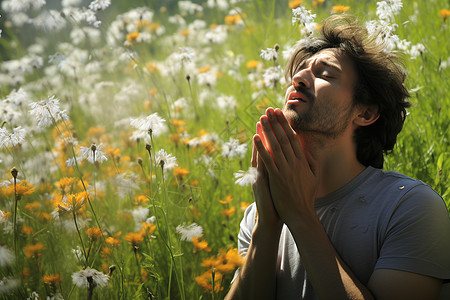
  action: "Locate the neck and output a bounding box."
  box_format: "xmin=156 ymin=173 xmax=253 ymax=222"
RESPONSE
xmin=299 ymin=132 xmax=366 ymax=199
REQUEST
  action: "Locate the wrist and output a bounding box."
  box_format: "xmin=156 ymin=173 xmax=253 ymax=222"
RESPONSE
xmin=253 ymin=219 xmax=283 ymax=240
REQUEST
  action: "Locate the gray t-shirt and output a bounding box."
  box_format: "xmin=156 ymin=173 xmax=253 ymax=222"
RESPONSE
xmin=237 ymin=166 xmax=450 ymax=299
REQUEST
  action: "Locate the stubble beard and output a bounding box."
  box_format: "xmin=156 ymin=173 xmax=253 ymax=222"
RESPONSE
xmin=283 ymin=102 xmax=354 ymax=139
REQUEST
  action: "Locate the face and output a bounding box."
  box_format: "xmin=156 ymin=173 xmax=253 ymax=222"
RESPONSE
xmin=283 ymin=49 xmax=358 ymax=139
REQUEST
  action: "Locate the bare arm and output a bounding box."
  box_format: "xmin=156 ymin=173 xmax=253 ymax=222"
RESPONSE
xmin=225 ymin=125 xmax=283 ymax=300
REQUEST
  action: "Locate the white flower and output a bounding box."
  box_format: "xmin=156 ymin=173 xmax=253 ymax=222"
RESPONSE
xmin=222 ymin=138 xmax=247 ymax=159
xmin=132 ymin=207 xmax=149 ymax=224
xmin=89 ymin=0 xmax=110 ymax=11
xmin=29 ymin=96 xmax=69 ymax=128
xmin=72 ymin=267 xmax=109 ymax=288
xmin=234 ymin=167 xmax=257 ymax=186
xmin=260 ymin=48 xmax=278 ymax=61
xmin=155 ymin=149 xmax=178 ymax=170
xmin=409 ymin=43 xmax=425 ymax=59
xmin=0 ymin=276 xmax=20 ymax=293
xmin=376 ymin=0 xmax=403 ymax=22
xmin=0 ymin=245 xmax=15 ymax=267
xmin=78 ymin=144 xmax=107 ymax=164
xmin=263 ymin=66 xmax=282 ymax=88
xmin=130 ymin=113 xmax=167 ymax=137
xmin=178 ymin=1 xmax=203 ymax=14
xmin=0 ymin=126 xmax=26 ymax=149
xmin=176 ymin=223 xmax=203 ymax=241
xmin=216 ymin=95 xmax=236 ymax=110
xmin=292 ymin=6 xmax=316 ymax=27
xmin=27 ymin=291 xmax=40 ymax=300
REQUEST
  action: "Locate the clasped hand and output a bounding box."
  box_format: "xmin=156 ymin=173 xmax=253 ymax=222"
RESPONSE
xmin=252 ymin=107 xmax=319 ymax=229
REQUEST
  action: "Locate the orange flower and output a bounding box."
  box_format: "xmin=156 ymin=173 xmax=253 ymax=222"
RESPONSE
xmin=246 ymin=60 xmax=260 ymax=69
xmin=289 ymin=0 xmax=303 ymax=9
xmin=220 ymin=206 xmax=236 ymax=219
xmin=134 ymin=195 xmax=149 ymax=205
xmin=198 ymin=66 xmax=211 ymax=73
xmin=125 ymin=232 xmax=144 ymax=247
xmin=55 ymin=177 xmax=79 ymax=194
xmin=24 ymin=202 xmax=40 ymax=211
xmin=86 ymin=227 xmax=103 ymax=241
xmin=174 ymin=167 xmax=189 ymax=179
xmin=140 ymin=222 xmax=156 ymax=235
xmin=441 ymin=9 xmax=450 ymax=21
xmin=22 ymin=226 xmax=33 ymax=235
xmin=218 ymin=194 xmax=233 ymax=204
xmin=57 ymin=191 xmax=88 ymax=212
xmin=101 ymin=247 xmax=111 ymax=258
xmin=240 ymin=202 xmax=251 ymax=211
xmin=225 ymin=14 xmax=243 ymax=25
xmin=332 ymin=5 xmax=350 ymax=12
xmin=106 ymin=237 xmax=120 ymax=247
xmin=43 ymin=274 xmax=61 ymax=285
xmin=146 ymin=62 xmax=159 ymax=72
xmin=179 ymin=29 xmax=190 ymax=36
xmin=195 ymin=269 xmax=223 ymax=292
xmin=192 ymin=236 xmax=211 ymax=252
xmin=126 ymin=31 xmax=139 ymax=43
xmin=25 ymin=242 xmax=44 ymax=258
xmin=3 ymin=180 xmax=35 ymax=197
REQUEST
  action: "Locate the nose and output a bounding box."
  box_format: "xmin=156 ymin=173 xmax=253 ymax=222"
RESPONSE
xmin=292 ymin=67 xmax=312 ymax=89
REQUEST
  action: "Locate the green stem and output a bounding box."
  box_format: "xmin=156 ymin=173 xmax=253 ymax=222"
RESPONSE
xmin=13 ymin=177 xmax=18 ymax=257
xmin=72 ymin=210 xmax=88 ymax=267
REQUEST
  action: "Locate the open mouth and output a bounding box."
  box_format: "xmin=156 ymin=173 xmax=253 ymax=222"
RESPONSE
xmin=288 ymin=91 xmax=307 ymax=103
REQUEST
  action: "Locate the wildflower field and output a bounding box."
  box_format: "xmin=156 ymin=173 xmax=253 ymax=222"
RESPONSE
xmin=0 ymin=0 xmax=448 ymax=299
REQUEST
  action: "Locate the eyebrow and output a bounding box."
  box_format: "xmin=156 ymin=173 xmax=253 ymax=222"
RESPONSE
xmin=302 ymin=57 xmax=343 ymax=73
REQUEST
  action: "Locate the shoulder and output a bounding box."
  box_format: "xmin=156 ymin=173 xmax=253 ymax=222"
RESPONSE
xmin=364 ymin=168 xmax=445 ymax=209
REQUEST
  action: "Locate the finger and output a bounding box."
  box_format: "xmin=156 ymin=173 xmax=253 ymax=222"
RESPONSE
xmin=266 ymin=108 xmax=296 ymax=163
xmin=260 ymin=114 xmax=288 ymax=168
xmin=254 ymin=131 xmax=278 ymax=173
xmin=251 ymin=134 xmax=257 ymax=168
xmin=256 ymin=121 xmax=268 ymax=150
xmin=274 ymin=108 xmax=305 ymax=160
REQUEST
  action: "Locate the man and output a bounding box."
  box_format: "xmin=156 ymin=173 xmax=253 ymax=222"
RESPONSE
xmin=226 ymin=15 xmax=450 ymax=299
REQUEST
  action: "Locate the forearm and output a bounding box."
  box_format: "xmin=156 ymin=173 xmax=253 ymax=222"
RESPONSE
xmin=225 ymin=223 xmax=282 ymax=300
xmin=289 ymin=215 xmax=374 ymax=300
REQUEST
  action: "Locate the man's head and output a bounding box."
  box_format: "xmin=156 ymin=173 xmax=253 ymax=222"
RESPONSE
xmin=284 ymin=14 xmax=410 ymax=169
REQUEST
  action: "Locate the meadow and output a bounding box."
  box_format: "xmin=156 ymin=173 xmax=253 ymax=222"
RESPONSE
xmin=0 ymin=0 xmax=448 ymax=299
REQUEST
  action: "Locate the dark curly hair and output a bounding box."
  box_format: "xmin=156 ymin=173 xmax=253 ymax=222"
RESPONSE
xmin=285 ymin=14 xmax=410 ymax=169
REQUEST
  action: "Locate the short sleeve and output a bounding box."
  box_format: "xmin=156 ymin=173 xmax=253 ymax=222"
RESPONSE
xmin=232 ymin=202 xmax=256 ymax=283
xmin=375 ymin=184 xmax=450 ymax=280
xmin=237 ymin=202 xmax=257 ymax=257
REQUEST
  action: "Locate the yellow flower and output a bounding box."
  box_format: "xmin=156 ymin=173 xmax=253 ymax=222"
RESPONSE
xmin=332 ymin=5 xmax=350 ymax=12
xmin=246 ymin=60 xmax=261 ymax=69
xmin=24 ymin=202 xmax=40 ymax=211
xmin=240 ymin=201 xmax=251 ymax=211
xmin=289 ymin=0 xmax=302 ymax=9
xmin=126 ymin=31 xmax=139 ymax=43
xmin=179 ymin=29 xmax=190 ymax=36
xmin=146 ymin=62 xmax=159 ymax=72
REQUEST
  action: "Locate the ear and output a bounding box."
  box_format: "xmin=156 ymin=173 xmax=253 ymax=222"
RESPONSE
xmin=354 ymin=105 xmax=380 ymax=127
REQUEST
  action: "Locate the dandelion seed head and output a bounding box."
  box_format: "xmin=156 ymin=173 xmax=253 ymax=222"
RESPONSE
xmin=155 ymin=149 xmax=178 ymax=170
xmin=0 ymin=246 xmax=15 ymax=267
xmin=234 ymin=167 xmax=257 ymax=186
xmin=72 ymin=267 xmax=109 ymax=288
xmin=176 ymin=222 xmax=203 ymax=241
